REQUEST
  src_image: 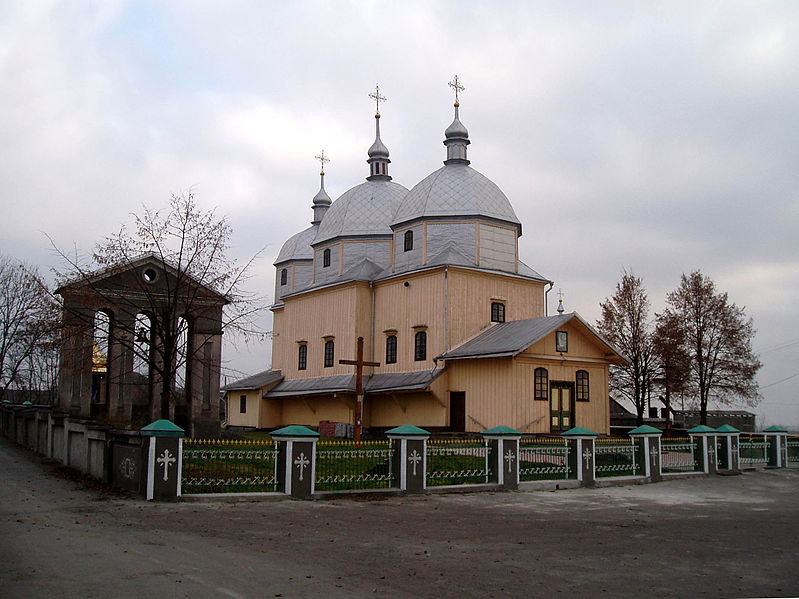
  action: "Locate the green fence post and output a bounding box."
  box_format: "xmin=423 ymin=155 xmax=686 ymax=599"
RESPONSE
xmin=140 ymin=419 xmax=185 ymax=501
xmin=386 ymin=425 xmax=430 ymax=493
xmin=715 ymin=425 xmax=741 ymax=474
xmin=764 ymin=426 xmax=788 ymax=468
xmin=482 ymin=426 xmax=522 ymax=490
xmin=629 ymin=425 xmax=662 ymax=482
xmin=562 ymin=427 xmax=598 ymax=487
xmin=688 ymin=425 xmax=716 ymax=474
xmin=271 ymin=425 xmax=320 ymax=499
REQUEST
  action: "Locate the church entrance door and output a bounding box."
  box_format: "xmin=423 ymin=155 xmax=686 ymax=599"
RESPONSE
xmin=549 ymin=382 xmax=574 ymax=433
xmin=450 ymin=392 xmax=465 ymax=432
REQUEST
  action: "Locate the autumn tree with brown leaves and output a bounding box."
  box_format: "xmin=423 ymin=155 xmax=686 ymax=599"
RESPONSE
xmin=597 ymin=270 xmax=656 ymax=426
xmin=661 ymin=270 xmax=761 ymax=425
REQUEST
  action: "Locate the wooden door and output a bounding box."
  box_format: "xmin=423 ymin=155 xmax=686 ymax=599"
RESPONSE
xmin=450 ymin=392 xmax=466 ymax=432
xmin=549 ymin=383 xmax=574 ymax=432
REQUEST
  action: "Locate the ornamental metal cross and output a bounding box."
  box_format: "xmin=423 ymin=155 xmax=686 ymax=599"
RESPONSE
xmin=294 ymin=452 xmax=310 ymax=481
xmin=650 ymin=444 xmax=659 ymax=464
xmin=369 ymin=84 xmax=386 ymax=115
xmin=504 ymin=449 xmax=516 ymax=473
xmin=315 ymin=150 xmax=330 ymax=174
xmin=340 ymin=336 xmax=380 ymax=444
xmin=157 ymin=449 xmax=176 ymax=482
xmin=583 ymin=448 xmax=593 ymax=463
xmin=408 ymin=449 xmax=422 ymax=476
xmin=448 ymin=75 xmax=464 ymax=104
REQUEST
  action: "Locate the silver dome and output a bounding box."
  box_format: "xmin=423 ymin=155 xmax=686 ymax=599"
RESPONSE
xmin=391 ymin=163 xmax=521 ymax=231
xmin=275 ymin=225 xmax=316 ymax=264
xmin=313 ymin=180 xmax=408 ymax=245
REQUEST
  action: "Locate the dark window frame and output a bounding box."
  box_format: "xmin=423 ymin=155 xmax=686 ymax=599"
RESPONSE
xmin=322 ymin=248 xmax=331 ymax=268
xmin=280 ymin=268 xmax=288 ymax=286
xmin=534 ymin=367 xmax=548 ymax=401
xmin=491 ymin=302 xmax=506 ymax=323
xmin=576 ymin=370 xmax=589 ymax=402
xmin=298 ymin=344 xmax=307 ymax=370
xmin=385 ymin=334 xmax=397 ymax=364
xmin=324 ymin=339 xmax=335 ymax=367
xmin=556 ymin=330 xmax=568 ymax=353
xmin=239 ymin=394 xmax=247 ymax=414
xmin=414 ymin=330 xmax=427 ymax=361
xmin=404 ymin=230 xmax=413 ymax=252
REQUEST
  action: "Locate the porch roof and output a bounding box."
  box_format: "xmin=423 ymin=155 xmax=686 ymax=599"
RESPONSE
xmin=265 ymin=369 xmax=443 ymax=398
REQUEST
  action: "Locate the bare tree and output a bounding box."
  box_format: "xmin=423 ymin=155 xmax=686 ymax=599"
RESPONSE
xmin=653 ymin=311 xmax=691 ymax=432
xmin=0 ymin=255 xmax=60 ymax=401
xmin=597 ymin=269 xmax=655 ymax=425
xmin=53 ymin=191 xmax=266 ymax=425
xmin=661 ymin=271 xmax=761 ymax=425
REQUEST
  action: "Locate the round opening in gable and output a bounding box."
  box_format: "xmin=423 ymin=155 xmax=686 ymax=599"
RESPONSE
xmin=142 ymin=268 xmax=159 ymax=284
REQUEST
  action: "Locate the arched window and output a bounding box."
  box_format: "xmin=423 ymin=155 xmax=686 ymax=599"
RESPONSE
xmin=576 ymin=370 xmax=589 ymax=402
xmin=414 ymin=331 xmax=426 ymax=361
xmin=404 ymin=230 xmax=413 ymax=252
xmin=92 ymin=311 xmax=111 ymax=405
xmin=280 ymin=268 xmax=288 ymax=286
xmin=385 ymin=335 xmax=397 ymax=364
xmin=323 ymin=248 xmax=331 ymax=268
xmin=298 ymin=344 xmax=307 ymax=370
xmin=133 ymin=313 xmax=152 ymax=377
xmin=491 ymin=302 xmax=505 ymax=323
xmin=534 ymin=367 xmax=548 ymax=401
xmin=324 ymin=340 xmax=335 ymax=367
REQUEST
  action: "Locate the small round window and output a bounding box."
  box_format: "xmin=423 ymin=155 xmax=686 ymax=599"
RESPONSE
xmin=142 ymin=267 xmax=159 ymax=283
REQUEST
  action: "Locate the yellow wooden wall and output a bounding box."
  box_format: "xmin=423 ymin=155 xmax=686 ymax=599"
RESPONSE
xmin=225 ymin=389 xmax=262 ymax=428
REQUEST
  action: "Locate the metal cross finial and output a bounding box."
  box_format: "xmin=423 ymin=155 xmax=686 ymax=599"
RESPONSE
xmin=448 ymin=75 xmax=465 ymax=106
xmin=369 ymin=84 xmax=386 ymax=116
xmin=315 ymin=150 xmax=330 ymax=174
xmin=558 ymin=288 xmax=564 ymax=302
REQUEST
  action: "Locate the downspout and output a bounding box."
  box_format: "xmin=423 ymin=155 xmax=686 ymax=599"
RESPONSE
xmin=444 ymin=266 xmax=449 ymax=351
xmin=545 ymin=280 xmax=554 ymax=317
xmin=370 ymin=280 xmax=376 ymax=366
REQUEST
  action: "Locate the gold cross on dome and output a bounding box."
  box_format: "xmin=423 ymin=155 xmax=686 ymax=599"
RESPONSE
xmin=315 ymin=150 xmax=330 ymax=174
xmin=558 ymin=288 xmax=564 ymax=302
xmin=448 ymin=75 xmax=465 ymax=105
xmin=369 ymin=84 xmax=386 ymax=116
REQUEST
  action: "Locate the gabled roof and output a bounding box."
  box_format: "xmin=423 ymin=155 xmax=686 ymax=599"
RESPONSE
xmin=56 ymin=252 xmax=230 ymax=303
xmin=439 ymin=312 xmax=628 ymax=364
xmin=222 ymin=369 xmax=283 ymax=392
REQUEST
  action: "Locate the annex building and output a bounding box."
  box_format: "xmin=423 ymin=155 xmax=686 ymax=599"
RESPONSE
xmin=225 ymin=81 xmax=626 ymax=435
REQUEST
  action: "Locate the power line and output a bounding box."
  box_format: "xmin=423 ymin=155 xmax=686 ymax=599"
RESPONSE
xmin=760 ymin=371 xmax=799 ymax=390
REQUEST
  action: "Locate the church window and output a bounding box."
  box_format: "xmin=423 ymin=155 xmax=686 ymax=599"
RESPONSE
xmin=491 ymin=302 xmax=505 ymax=323
xmin=280 ymin=268 xmax=287 ymax=286
xmin=239 ymin=395 xmax=247 ymax=414
xmin=556 ymin=331 xmax=568 ymax=353
xmin=404 ymin=230 xmax=413 ymax=252
xmin=324 ymin=340 xmax=335 ymax=367
xmin=386 ymin=335 xmax=397 ymax=364
xmin=323 ymin=248 xmax=331 ymax=268
xmin=576 ymin=370 xmax=589 ymax=401
xmin=414 ymin=331 xmax=427 ymax=361
xmin=534 ymin=368 xmax=548 ymax=401
xmin=298 ymin=344 xmax=307 ymax=370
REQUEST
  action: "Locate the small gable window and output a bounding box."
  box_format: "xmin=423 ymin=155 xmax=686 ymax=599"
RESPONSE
xmin=324 ymin=339 xmax=335 ymax=367
xmin=576 ymin=370 xmax=589 ymax=402
xmin=404 ymin=230 xmax=413 ymax=252
xmin=534 ymin=368 xmax=548 ymax=401
xmin=491 ymin=302 xmax=505 ymax=323
xmin=556 ymin=330 xmax=568 ymax=353
xmin=386 ymin=334 xmax=397 ymax=364
xmin=323 ymin=248 xmax=331 ymax=268
xmin=414 ymin=331 xmax=427 ymax=361
xmin=298 ymin=344 xmax=307 ymax=370
xmin=280 ymin=268 xmax=288 ymax=286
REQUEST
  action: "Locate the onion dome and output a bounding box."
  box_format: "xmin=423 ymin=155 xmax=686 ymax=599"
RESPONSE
xmin=311 ymin=169 xmax=331 ymax=225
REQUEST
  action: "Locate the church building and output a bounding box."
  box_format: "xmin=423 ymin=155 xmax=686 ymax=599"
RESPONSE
xmin=225 ymin=80 xmax=626 ymax=435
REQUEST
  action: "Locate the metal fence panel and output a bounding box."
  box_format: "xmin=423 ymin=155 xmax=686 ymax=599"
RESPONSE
xmin=519 ymin=438 xmax=570 ymax=481
xmin=426 ymin=439 xmax=490 ymax=486
xmin=739 ymin=434 xmax=769 ymax=468
xmin=314 ymin=440 xmax=394 ymax=492
xmin=595 ymin=438 xmax=640 ymax=477
xmin=182 ymin=439 xmax=278 ymax=493
xmin=661 ymin=438 xmax=700 ymax=473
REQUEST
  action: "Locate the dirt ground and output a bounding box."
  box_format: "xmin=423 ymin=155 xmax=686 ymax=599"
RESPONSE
xmin=2 ymin=438 xmax=798 ymax=598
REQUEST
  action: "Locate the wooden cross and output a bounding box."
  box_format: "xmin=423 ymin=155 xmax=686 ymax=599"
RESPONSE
xmin=448 ymin=75 xmax=464 ymax=105
xmin=315 ymin=150 xmax=329 ymax=174
xmin=369 ymin=84 xmax=386 ymax=116
xmin=339 ymin=336 xmax=380 ymax=444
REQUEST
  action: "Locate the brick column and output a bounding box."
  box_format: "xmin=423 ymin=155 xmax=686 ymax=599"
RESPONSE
xmin=140 ymin=419 xmax=185 ymax=501
xmin=562 ymin=427 xmax=598 ymax=487
xmin=386 ymin=425 xmax=430 ymax=493
xmin=481 ymin=426 xmax=522 ymax=490
xmin=764 ymin=425 xmax=788 ymax=468
xmin=688 ymin=425 xmax=717 ymax=474
xmin=629 ymin=424 xmax=663 ymax=482
xmin=271 ymin=425 xmax=320 ymax=499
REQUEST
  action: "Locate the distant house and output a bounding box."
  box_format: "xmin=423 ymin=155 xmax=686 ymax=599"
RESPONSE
xmin=674 ymin=409 xmax=755 ymax=432
xmin=610 ymin=397 xmax=756 ymax=434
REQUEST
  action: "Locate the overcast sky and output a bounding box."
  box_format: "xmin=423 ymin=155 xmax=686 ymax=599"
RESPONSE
xmin=1 ymin=1 xmax=797 ymax=427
